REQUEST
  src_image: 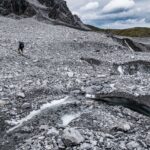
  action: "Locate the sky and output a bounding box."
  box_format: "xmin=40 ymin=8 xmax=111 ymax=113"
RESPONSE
xmin=66 ymin=0 xmax=150 ymax=29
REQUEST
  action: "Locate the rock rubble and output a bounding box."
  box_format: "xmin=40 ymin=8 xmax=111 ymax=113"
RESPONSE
xmin=0 ymin=16 xmax=150 ymax=150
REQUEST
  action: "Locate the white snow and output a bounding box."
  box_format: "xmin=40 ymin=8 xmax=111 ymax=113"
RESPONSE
xmin=5 ymin=119 xmax=18 ymax=126
xmin=97 ymin=74 xmax=107 ymax=78
xmin=117 ymin=66 xmax=124 ymax=75
xmin=85 ymin=94 xmax=96 ymax=99
xmin=125 ymin=40 xmax=134 ymax=52
xmin=7 ymin=96 xmax=69 ymax=133
xmin=26 ymin=0 xmax=47 ymax=9
xmin=67 ymin=71 xmax=74 ymax=78
xmin=61 ymin=113 xmax=80 ymax=126
xmin=110 ymin=84 xmax=116 ymax=90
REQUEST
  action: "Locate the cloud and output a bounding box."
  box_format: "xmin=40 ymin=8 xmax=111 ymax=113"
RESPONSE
xmin=100 ymin=18 xmax=150 ymax=29
xmin=102 ymin=0 xmax=135 ymax=14
xmin=80 ymin=2 xmax=99 ymax=11
xmin=66 ymin=0 xmax=150 ymax=29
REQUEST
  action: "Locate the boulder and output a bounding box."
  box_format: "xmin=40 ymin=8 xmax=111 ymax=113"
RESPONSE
xmin=112 ymin=123 xmax=131 ymax=132
xmin=62 ymin=128 xmax=84 ymax=146
xmin=126 ymin=141 xmax=140 ymax=150
xmin=17 ymin=92 xmax=25 ymax=98
xmin=22 ymin=102 xmax=31 ymax=109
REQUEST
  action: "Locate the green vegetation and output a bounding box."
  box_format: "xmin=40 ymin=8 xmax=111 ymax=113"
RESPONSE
xmin=109 ymin=27 xmax=150 ymax=37
xmin=87 ymin=25 xmax=150 ymax=37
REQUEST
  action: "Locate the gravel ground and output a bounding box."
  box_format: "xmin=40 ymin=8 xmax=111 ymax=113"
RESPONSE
xmin=0 ymin=16 xmax=150 ymax=150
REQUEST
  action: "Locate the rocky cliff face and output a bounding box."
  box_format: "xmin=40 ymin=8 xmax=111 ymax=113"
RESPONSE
xmin=0 ymin=0 xmax=88 ymax=29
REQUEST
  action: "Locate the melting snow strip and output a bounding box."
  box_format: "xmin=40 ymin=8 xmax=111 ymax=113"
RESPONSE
xmin=7 ymin=96 xmax=69 ymax=134
xmin=125 ymin=39 xmax=134 ymax=52
xmin=85 ymin=94 xmax=96 ymax=99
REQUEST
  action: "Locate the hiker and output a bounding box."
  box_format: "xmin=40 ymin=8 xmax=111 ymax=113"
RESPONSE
xmin=18 ymin=41 xmax=24 ymax=55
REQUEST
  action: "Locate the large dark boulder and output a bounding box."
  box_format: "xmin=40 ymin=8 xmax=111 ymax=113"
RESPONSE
xmin=0 ymin=0 xmax=34 ymax=16
xmin=0 ymin=0 xmax=89 ymax=30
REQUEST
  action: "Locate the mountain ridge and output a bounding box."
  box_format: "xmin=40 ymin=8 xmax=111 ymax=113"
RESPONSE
xmin=0 ymin=0 xmax=89 ymax=30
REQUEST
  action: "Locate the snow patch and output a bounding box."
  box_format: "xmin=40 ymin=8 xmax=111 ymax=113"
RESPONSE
xmin=7 ymin=96 xmax=69 ymax=133
xmin=67 ymin=71 xmax=74 ymax=77
xmin=85 ymin=94 xmax=96 ymax=99
xmin=61 ymin=113 xmax=80 ymax=126
xmin=118 ymin=66 xmax=124 ymax=75
xmin=5 ymin=119 xmax=18 ymax=126
xmin=26 ymin=0 xmax=47 ymax=9
xmin=110 ymin=84 xmax=116 ymax=90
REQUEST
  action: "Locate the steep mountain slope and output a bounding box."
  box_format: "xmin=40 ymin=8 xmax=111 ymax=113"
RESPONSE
xmin=0 ymin=16 xmax=150 ymax=150
xmin=0 ymin=0 xmax=88 ymax=29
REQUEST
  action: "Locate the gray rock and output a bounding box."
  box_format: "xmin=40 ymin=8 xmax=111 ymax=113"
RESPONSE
xmin=0 ymin=87 xmax=3 ymax=92
xmin=90 ymin=140 xmax=97 ymax=146
xmin=0 ymin=99 xmax=7 ymax=106
xmin=119 ymin=141 xmax=127 ymax=149
xmin=145 ymin=132 xmax=150 ymax=145
xmin=62 ymin=128 xmax=84 ymax=146
xmin=105 ymin=140 xmax=115 ymax=149
xmin=38 ymin=136 xmax=45 ymax=140
xmin=47 ymin=127 xmax=59 ymax=135
xmin=73 ymin=38 xmax=77 ymax=42
xmin=57 ymin=138 xmax=65 ymax=149
xmin=104 ymin=134 xmax=114 ymax=139
xmin=9 ymin=85 xmax=15 ymax=89
xmin=39 ymin=125 xmax=49 ymax=131
xmin=80 ymin=143 xmax=92 ymax=150
xmin=126 ymin=141 xmax=140 ymax=150
xmin=20 ymin=126 xmax=32 ymax=133
xmin=70 ymin=90 xmax=81 ymax=95
xmin=113 ymin=123 xmax=131 ymax=132
xmin=17 ymin=92 xmax=25 ymax=98
xmin=36 ymin=79 xmax=41 ymax=86
xmin=85 ymin=87 xmax=95 ymax=94
xmin=85 ymin=86 xmax=104 ymax=98
xmin=121 ymin=123 xmax=131 ymax=132
xmin=22 ymin=103 xmax=31 ymax=109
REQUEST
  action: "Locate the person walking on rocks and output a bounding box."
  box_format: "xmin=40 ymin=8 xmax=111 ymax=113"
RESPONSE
xmin=18 ymin=41 xmax=24 ymax=55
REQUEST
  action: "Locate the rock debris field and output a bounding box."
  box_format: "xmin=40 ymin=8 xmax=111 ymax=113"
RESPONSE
xmin=0 ymin=16 xmax=150 ymax=150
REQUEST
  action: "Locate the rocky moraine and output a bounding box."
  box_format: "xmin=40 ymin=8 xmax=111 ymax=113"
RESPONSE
xmin=0 ymin=0 xmax=150 ymax=150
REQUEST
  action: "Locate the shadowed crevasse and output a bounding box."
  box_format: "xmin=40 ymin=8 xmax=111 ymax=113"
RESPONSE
xmin=112 ymin=36 xmax=150 ymax=52
xmin=99 ymin=96 xmax=150 ymax=117
xmin=113 ymin=60 xmax=150 ymax=75
xmin=86 ymin=91 xmax=150 ymax=116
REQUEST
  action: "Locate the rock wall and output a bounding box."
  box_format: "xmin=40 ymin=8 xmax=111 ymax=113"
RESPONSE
xmin=0 ymin=0 xmax=88 ymax=29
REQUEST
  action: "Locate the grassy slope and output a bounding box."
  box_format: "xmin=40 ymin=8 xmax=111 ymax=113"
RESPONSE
xmin=86 ymin=25 xmax=150 ymax=37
